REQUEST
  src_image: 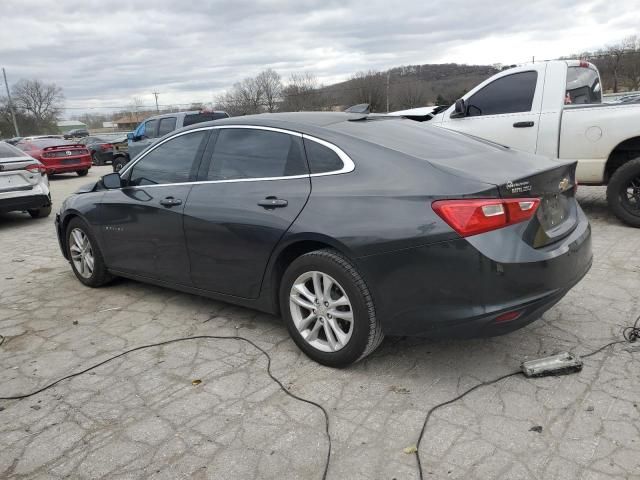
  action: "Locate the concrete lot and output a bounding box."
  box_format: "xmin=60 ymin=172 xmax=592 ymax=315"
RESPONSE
xmin=0 ymin=166 xmax=639 ymax=480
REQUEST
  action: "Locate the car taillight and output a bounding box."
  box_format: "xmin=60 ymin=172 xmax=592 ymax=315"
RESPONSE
xmin=25 ymin=164 xmax=47 ymax=174
xmin=100 ymin=143 xmax=113 ymax=151
xmin=432 ymin=198 xmax=540 ymax=237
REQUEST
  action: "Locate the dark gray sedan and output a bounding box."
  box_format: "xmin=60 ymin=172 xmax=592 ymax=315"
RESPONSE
xmin=55 ymin=113 xmax=592 ymax=367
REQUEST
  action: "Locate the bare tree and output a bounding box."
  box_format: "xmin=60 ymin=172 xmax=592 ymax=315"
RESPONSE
xmin=602 ymin=42 xmax=626 ymax=93
xmin=12 ymin=79 xmax=64 ymax=130
xmin=348 ymin=71 xmax=386 ymax=112
xmin=621 ymin=36 xmax=640 ymax=91
xmin=256 ymin=69 xmax=282 ymax=112
xmin=281 ymin=72 xmax=321 ymax=111
xmin=394 ymin=80 xmax=428 ymax=109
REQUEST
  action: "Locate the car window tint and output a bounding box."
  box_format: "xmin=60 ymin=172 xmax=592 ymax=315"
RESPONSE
xmin=145 ymin=119 xmax=158 ymax=138
xmin=208 ymin=129 xmax=307 ymax=180
xmin=184 ymin=112 xmax=229 ymax=127
xmin=466 ymin=71 xmax=538 ymax=116
xmin=0 ymin=142 xmax=23 ymax=158
xmin=129 ymin=131 xmax=207 ymax=186
xmin=303 ymin=138 xmax=344 ymax=173
xmin=158 ymin=117 xmax=177 ymax=137
xmin=566 ymin=67 xmax=601 ymax=104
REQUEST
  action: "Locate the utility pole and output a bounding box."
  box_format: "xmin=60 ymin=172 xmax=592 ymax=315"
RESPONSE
xmin=152 ymin=91 xmax=160 ymax=112
xmin=2 ymin=68 xmax=20 ymax=137
xmin=386 ymin=71 xmax=390 ymax=113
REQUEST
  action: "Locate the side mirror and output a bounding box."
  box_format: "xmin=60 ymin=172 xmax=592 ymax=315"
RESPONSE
xmin=450 ymin=99 xmax=467 ymax=118
xmin=102 ymin=172 xmax=122 ymax=189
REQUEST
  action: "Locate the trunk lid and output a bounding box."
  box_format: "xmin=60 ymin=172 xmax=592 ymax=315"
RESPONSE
xmin=497 ymin=162 xmax=578 ymax=247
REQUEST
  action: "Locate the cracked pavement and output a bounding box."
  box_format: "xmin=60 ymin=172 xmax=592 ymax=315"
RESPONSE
xmin=0 ymin=167 xmax=639 ymax=479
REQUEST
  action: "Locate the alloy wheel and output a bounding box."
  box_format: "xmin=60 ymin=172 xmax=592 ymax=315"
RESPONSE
xmin=69 ymin=228 xmax=95 ymax=278
xmin=289 ymin=271 xmax=354 ymax=352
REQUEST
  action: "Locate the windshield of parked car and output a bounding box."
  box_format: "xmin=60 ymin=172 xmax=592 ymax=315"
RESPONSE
xmin=566 ymin=66 xmax=601 ymax=104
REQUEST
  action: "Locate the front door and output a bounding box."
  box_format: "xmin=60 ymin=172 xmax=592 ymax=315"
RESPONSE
xmin=184 ymin=127 xmax=311 ymax=298
xmin=440 ymin=70 xmax=542 ymax=154
xmin=99 ymin=129 xmax=210 ymax=285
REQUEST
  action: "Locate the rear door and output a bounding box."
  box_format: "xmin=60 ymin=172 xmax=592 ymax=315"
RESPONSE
xmin=184 ymin=126 xmax=311 ymax=298
xmin=99 ymin=129 xmax=210 ymax=284
xmin=440 ymin=70 xmax=543 ymax=153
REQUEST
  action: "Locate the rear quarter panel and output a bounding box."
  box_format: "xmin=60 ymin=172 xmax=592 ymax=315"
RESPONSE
xmin=560 ymin=103 xmax=640 ymax=183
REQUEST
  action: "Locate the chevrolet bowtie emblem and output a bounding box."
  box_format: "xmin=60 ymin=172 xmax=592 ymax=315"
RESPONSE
xmin=559 ymin=178 xmax=570 ymax=192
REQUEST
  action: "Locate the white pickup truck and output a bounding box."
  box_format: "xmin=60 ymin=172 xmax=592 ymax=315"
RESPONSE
xmin=427 ymin=60 xmax=640 ymax=227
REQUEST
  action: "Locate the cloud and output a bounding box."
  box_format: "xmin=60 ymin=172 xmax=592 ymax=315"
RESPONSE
xmin=1 ymin=0 xmax=638 ymax=114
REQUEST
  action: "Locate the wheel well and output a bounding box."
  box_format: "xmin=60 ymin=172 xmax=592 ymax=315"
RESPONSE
xmin=605 ymin=136 xmax=640 ymax=182
xmin=270 ymin=240 xmax=336 ymax=313
xmin=60 ymin=213 xmax=79 ymax=254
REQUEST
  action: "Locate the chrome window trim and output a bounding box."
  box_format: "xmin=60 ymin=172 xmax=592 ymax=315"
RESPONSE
xmin=119 ymin=124 xmax=355 ymax=187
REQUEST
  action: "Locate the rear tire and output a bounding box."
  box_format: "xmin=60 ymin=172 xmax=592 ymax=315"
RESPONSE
xmin=28 ymin=205 xmax=52 ymax=218
xmin=112 ymin=156 xmax=127 ymax=172
xmin=65 ymin=217 xmax=113 ymax=287
xmin=606 ymin=157 xmax=640 ymax=228
xmin=280 ymin=249 xmax=384 ymax=367
xmin=77 ymin=169 xmax=89 ymax=177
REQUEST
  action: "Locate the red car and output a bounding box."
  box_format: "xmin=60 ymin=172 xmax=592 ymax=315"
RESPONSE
xmin=16 ymin=138 xmax=92 ymax=176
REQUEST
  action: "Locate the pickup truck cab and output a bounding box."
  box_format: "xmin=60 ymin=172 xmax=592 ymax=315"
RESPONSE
xmin=430 ymin=60 xmax=640 ymax=227
xmin=126 ymin=110 xmax=229 ymax=161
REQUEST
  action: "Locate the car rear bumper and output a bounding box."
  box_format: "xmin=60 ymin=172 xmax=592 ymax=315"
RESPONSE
xmin=42 ymin=156 xmax=92 ymax=174
xmin=0 ymin=193 xmax=51 ymax=213
xmin=357 ymin=208 xmax=592 ymax=338
xmin=93 ymin=151 xmax=114 ymax=163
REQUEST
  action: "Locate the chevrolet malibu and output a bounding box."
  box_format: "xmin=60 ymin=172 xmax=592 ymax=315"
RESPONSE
xmin=55 ymin=113 xmax=592 ymax=367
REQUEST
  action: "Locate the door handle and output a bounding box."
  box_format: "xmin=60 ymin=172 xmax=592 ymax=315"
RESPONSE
xmin=258 ymin=196 xmax=288 ymax=209
xmin=160 ymin=196 xmax=182 ymax=207
xmin=513 ymin=121 xmax=534 ymax=128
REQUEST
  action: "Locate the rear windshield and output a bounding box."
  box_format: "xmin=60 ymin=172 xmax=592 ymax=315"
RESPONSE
xmin=566 ymin=67 xmax=601 ymax=104
xmin=22 ymin=139 xmax=73 ymax=149
xmin=183 ymin=112 xmax=229 ymax=127
xmin=0 ymin=142 xmax=26 ymax=158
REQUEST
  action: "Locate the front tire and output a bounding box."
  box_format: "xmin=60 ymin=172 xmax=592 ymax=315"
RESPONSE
xmin=28 ymin=205 xmax=52 ymax=218
xmin=66 ymin=217 xmax=113 ymax=287
xmin=77 ymin=169 xmax=89 ymax=177
xmin=606 ymin=157 xmax=640 ymax=227
xmin=92 ymin=152 xmax=104 ymax=166
xmin=280 ymin=249 xmax=383 ymax=367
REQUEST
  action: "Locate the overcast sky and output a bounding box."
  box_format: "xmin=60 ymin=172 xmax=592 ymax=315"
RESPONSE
xmin=2 ymin=0 xmax=639 ymax=116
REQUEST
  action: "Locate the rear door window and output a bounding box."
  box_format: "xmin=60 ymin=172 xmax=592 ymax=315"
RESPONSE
xmin=158 ymin=117 xmax=177 ymax=137
xmin=466 ymin=71 xmax=538 ymax=116
xmin=565 ymin=67 xmax=601 ymax=104
xmin=128 ymin=131 xmax=208 ymax=186
xmin=144 ymin=119 xmax=158 ymax=139
xmin=207 ymin=128 xmax=307 ymax=180
xmin=303 ymin=138 xmax=344 ymax=173
xmin=184 ymin=112 xmax=229 ymax=127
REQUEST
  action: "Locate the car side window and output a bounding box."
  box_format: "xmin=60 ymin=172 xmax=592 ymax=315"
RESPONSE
xmin=158 ymin=117 xmax=177 ymax=137
xmin=303 ymin=138 xmax=344 ymax=173
xmin=144 ymin=119 xmax=158 ymax=139
xmin=207 ymin=128 xmax=307 ymax=180
xmin=128 ymin=131 xmax=208 ymax=186
xmin=465 ymin=71 xmax=538 ymax=117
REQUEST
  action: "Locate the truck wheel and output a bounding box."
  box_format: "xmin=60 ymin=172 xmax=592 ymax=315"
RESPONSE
xmin=607 ymin=157 xmax=640 ymax=227
xmin=112 ymin=157 xmax=127 ymax=172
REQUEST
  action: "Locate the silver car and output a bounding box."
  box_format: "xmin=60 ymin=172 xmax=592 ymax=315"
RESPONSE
xmin=0 ymin=141 xmax=52 ymax=218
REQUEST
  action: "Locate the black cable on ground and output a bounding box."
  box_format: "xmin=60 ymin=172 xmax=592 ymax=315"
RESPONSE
xmin=0 ymin=335 xmax=332 ymax=480
xmin=1 ymin=316 xmax=638 ymax=480
xmin=413 ymin=314 xmax=640 ymax=480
